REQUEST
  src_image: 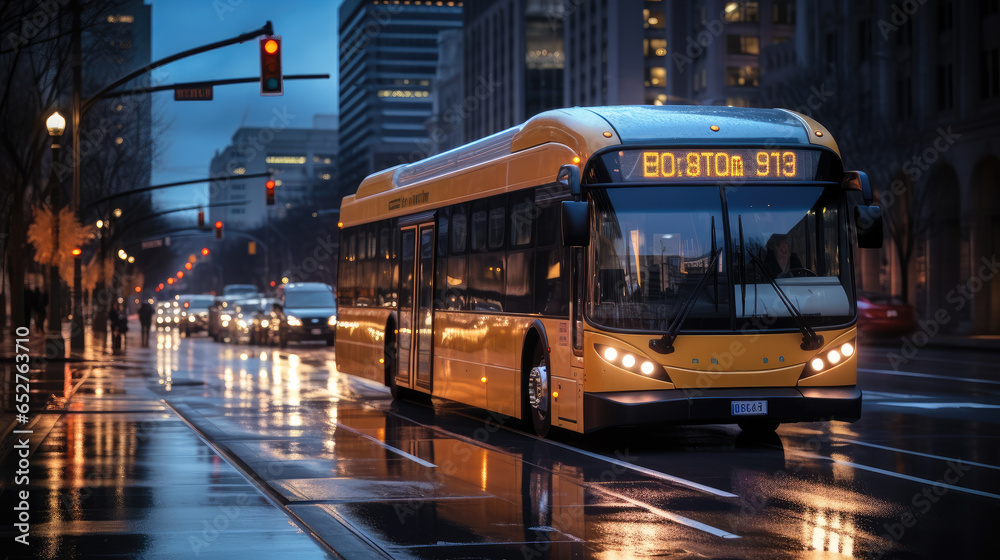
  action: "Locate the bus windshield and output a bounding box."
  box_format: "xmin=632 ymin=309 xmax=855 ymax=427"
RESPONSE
xmin=588 ymin=184 xmax=854 ymax=333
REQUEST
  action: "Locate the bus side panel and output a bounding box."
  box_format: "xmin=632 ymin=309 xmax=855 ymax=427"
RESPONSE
xmin=334 ymin=307 xmax=392 ymax=385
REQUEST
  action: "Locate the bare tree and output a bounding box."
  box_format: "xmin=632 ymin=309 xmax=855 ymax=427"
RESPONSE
xmin=762 ymin=67 xmax=944 ymax=301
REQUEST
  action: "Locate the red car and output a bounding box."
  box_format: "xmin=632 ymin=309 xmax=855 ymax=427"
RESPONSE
xmin=857 ymin=292 xmax=917 ymax=336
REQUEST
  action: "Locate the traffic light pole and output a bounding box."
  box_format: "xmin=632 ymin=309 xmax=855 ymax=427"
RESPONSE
xmin=71 ymin=20 xmax=274 ymax=353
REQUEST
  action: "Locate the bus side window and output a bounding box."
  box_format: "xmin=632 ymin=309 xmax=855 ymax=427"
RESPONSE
xmin=448 ymin=204 xmax=468 ymax=310
xmin=377 ymin=222 xmax=396 ymax=308
xmin=436 ymin=207 xmax=451 ymax=309
xmin=341 ymin=229 xmax=357 ymax=307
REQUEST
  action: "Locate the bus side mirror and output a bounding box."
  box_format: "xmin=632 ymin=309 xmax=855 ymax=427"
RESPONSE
xmin=561 ymin=201 xmax=590 ymax=247
xmin=557 ymin=163 xmax=581 ymax=199
xmin=842 ymin=170 xmax=873 ymax=205
xmin=854 ymin=205 xmax=883 ymax=248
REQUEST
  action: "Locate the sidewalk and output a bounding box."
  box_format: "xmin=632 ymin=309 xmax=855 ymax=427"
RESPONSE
xmin=0 ymin=324 xmax=336 ymax=559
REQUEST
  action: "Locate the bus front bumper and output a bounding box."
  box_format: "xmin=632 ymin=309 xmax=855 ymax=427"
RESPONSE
xmin=584 ymin=386 xmax=861 ymax=432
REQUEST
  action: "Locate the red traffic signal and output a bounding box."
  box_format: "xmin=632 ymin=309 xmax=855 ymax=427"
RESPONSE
xmin=266 ymin=179 xmax=276 ymax=205
xmin=215 ymin=220 xmax=223 ymax=239
xmin=201 ymin=247 xmax=210 ymax=256
xmin=259 ymin=35 xmax=283 ymax=96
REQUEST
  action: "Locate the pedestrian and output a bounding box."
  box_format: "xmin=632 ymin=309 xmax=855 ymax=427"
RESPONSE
xmin=34 ymin=287 xmax=48 ymax=333
xmin=138 ymin=299 xmax=154 ymax=347
xmin=109 ymin=301 xmax=123 ymax=352
xmin=23 ymin=284 xmax=35 ymax=332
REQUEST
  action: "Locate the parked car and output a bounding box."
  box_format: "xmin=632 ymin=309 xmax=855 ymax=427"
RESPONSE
xmin=269 ymin=282 xmax=337 ymax=347
xmin=858 ymin=292 xmax=917 ymax=336
xmin=179 ymin=294 xmax=215 ymax=336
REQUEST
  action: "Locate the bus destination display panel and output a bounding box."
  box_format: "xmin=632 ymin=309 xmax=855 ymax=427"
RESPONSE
xmin=612 ymin=149 xmax=819 ymax=182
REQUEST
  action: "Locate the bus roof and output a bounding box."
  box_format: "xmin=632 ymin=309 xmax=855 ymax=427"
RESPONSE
xmin=582 ymin=106 xmax=837 ymax=151
xmin=341 ymin=106 xmax=839 ymax=226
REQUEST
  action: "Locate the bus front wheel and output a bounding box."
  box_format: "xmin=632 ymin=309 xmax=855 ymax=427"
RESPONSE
xmin=526 ymin=344 xmax=551 ymax=438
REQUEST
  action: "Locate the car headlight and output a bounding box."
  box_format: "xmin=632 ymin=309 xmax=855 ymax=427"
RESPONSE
xmin=156 ymin=317 xmax=163 ymax=324
xmin=238 ymin=319 xmax=247 ymax=329
xmin=188 ymin=316 xmax=196 ymax=322
xmin=221 ymin=314 xmax=231 ymax=322
xmin=328 ymin=316 xmax=337 ymax=326
xmin=287 ymin=316 xmax=302 ymax=326
xmin=261 ymin=319 xmax=269 ymax=328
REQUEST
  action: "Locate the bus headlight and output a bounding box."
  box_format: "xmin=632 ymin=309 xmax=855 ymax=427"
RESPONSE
xmin=841 ymin=342 xmax=854 ymax=357
xmin=594 ymin=344 xmax=672 ymax=383
xmin=827 ymin=349 xmax=841 ymax=364
xmin=810 ymin=358 xmax=825 ymax=372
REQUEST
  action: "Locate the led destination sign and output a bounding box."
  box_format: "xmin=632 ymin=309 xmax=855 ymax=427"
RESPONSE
xmin=615 ymin=149 xmax=818 ymax=182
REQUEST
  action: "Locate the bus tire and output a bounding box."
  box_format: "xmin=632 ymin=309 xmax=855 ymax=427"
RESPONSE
xmin=525 ymin=343 xmax=551 ymax=438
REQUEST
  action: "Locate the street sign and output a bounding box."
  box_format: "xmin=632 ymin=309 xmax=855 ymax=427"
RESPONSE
xmin=174 ymin=86 xmax=213 ymax=101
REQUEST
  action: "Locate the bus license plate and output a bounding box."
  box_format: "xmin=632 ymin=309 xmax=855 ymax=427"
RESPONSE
xmin=732 ymin=400 xmax=768 ymax=416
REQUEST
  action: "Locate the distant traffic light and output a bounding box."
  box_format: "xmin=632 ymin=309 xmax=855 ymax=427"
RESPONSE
xmin=201 ymin=247 xmax=210 ymax=256
xmin=259 ymin=35 xmax=283 ymax=96
xmin=215 ymin=221 xmax=223 ymax=239
xmin=198 ymin=210 xmax=205 ymax=227
xmin=266 ymin=179 xmax=276 ymax=205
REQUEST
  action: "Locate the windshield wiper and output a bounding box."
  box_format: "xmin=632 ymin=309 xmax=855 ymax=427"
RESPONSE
xmin=650 ymin=219 xmax=720 ymax=355
xmin=746 ymin=251 xmax=824 ymax=351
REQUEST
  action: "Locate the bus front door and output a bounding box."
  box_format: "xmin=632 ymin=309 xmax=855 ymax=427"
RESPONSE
xmin=397 ymin=224 xmax=435 ymax=392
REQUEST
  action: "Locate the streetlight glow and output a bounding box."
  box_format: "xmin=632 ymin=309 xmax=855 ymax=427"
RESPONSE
xmin=46 ymin=111 xmax=66 ymax=136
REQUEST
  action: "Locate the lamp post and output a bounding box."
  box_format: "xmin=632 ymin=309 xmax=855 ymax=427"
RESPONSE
xmin=46 ymin=110 xmax=66 ymax=359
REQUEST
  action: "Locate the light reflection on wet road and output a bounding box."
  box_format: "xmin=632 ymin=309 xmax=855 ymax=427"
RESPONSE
xmin=4 ymin=330 xmax=997 ymax=558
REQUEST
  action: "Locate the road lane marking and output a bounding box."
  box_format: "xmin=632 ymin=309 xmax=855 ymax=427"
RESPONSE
xmin=596 ymin=487 xmax=741 ymax=539
xmin=349 ymin=385 xmax=740 ymax=499
xmin=876 ymin=402 xmax=1000 ymax=410
xmin=860 ymin=368 xmax=1000 ymax=386
xmin=785 ymin=448 xmax=1000 ymax=500
xmin=841 ymin=440 xmax=1000 ymax=471
xmin=537 ymin=437 xmax=739 ymax=499
xmin=335 ymin=423 xmax=438 ymax=468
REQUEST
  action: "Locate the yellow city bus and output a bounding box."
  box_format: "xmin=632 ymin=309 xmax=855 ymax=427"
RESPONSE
xmin=335 ymin=106 xmax=883 ymax=436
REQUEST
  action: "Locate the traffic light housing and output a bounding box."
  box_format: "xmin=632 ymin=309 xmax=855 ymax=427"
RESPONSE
xmin=197 ymin=210 xmax=205 ymax=227
xmin=266 ymin=179 xmax=276 ymax=205
xmin=215 ymin=221 xmax=223 ymax=239
xmin=259 ymin=35 xmax=283 ymax=96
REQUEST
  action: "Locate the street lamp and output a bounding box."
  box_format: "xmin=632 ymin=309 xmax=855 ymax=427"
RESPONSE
xmin=46 ymin=110 xmax=66 ymax=359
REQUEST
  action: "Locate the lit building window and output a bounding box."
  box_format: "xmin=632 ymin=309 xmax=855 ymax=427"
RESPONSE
xmin=265 ymin=156 xmax=307 ymax=164
xmin=233 ymin=167 xmax=246 ymax=175
xmin=107 ymin=14 xmax=135 ymax=23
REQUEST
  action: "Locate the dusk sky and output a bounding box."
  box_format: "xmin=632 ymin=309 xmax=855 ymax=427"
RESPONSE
xmin=147 ymin=0 xmax=340 ymax=211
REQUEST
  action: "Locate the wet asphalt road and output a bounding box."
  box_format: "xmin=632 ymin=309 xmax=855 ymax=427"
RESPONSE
xmin=2 ymin=327 xmax=998 ymax=559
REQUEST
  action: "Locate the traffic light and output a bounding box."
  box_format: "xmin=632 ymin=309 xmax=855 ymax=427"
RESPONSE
xmin=201 ymin=247 xmax=210 ymax=256
xmin=259 ymin=35 xmax=283 ymax=96
xmin=215 ymin=221 xmax=223 ymax=239
xmin=266 ymin=179 xmax=276 ymax=205
xmin=198 ymin=210 xmax=205 ymax=227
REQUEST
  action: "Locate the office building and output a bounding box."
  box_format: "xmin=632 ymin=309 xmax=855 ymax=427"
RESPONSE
xmin=337 ymin=0 xmax=463 ymax=192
